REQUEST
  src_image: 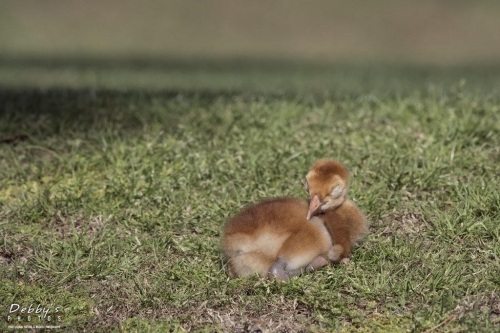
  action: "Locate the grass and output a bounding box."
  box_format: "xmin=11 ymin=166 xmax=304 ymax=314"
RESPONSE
xmin=1 ymin=59 xmax=500 ymax=332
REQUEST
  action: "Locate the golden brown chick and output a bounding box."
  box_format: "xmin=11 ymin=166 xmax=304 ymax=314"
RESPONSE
xmin=222 ymin=198 xmax=333 ymax=281
xmin=305 ymin=159 xmax=368 ymax=263
xmin=221 ymin=159 xmax=368 ymax=280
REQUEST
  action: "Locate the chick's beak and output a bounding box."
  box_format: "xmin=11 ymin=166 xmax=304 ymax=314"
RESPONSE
xmin=307 ymin=195 xmax=322 ymax=220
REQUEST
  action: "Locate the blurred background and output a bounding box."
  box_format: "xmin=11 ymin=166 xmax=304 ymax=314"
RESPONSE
xmin=1 ymin=0 xmax=500 ymax=91
xmin=2 ymin=0 xmax=500 ymax=63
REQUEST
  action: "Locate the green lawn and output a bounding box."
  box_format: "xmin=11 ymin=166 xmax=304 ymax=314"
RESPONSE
xmin=1 ymin=60 xmax=499 ymax=332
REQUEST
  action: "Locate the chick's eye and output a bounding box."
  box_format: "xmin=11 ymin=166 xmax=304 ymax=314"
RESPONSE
xmin=331 ymin=185 xmax=341 ymax=196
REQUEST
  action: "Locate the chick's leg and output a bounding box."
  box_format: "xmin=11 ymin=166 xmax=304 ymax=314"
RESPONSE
xmin=268 ymin=256 xmax=328 ymax=280
xmin=267 ymin=258 xmax=306 ymax=281
xmin=267 ymin=258 xmax=289 ymax=281
xmin=305 ymin=255 xmax=329 ymax=271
